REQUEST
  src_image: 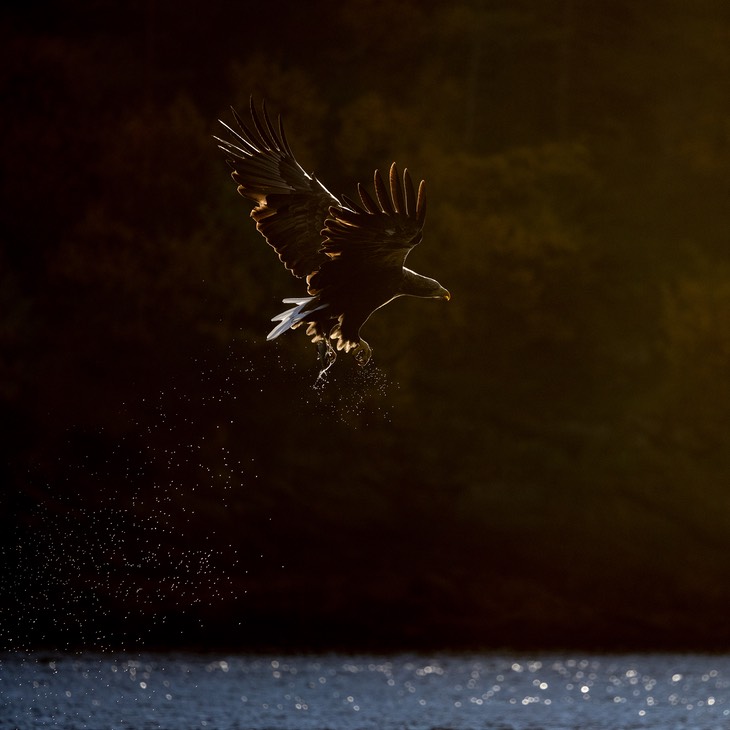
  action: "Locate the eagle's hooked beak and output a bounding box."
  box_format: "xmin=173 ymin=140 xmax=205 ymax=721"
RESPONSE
xmin=442 ymin=288 xmax=451 ymax=301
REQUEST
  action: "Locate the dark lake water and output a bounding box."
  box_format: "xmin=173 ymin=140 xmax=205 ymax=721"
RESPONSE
xmin=2 ymin=652 xmax=729 ymax=729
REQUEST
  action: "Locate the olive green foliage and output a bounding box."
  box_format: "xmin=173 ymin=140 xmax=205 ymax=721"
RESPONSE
xmin=2 ymin=0 xmax=730 ymax=651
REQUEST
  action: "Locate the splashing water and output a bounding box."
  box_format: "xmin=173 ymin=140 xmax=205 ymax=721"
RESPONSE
xmin=310 ymin=354 xmax=396 ymax=426
xmin=314 ymin=340 xmax=337 ymax=385
xmin=3 ymin=337 xmax=400 ymax=651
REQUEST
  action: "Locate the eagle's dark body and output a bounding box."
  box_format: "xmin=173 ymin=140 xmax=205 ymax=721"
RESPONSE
xmin=216 ymin=100 xmax=449 ymax=367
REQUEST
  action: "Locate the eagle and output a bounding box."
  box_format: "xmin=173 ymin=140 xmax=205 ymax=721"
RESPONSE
xmin=215 ymin=99 xmax=450 ymax=369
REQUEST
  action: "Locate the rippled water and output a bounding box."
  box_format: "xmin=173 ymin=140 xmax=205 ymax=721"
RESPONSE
xmin=2 ymin=652 xmax=729 ymax=729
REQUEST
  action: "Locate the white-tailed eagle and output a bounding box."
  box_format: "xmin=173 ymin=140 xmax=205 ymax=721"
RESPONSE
xmin=216 ymin=99 xmax=450 ymax=368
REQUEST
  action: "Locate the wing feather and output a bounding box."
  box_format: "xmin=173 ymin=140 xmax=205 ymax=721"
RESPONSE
xmin=314 ymin=162 xmax=426 ymax=274
xmin=216 ymin=99 xmax=337 ymax=278
xmin=415 ymin=178 xmax=427 ymax=226
xmin=340 ymin=194 xmax=367 ymax=215
xmin=373 ymin=169 xmax=394 ymax=215
xmin=357 ymin=183 xmax=380 ymax=214
xmin=389 ymin=163 xmax=405 ymax=213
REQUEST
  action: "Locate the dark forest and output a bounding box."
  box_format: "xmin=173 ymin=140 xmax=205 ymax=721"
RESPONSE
xmin=2 ymin=0 xmax=730 ymax=652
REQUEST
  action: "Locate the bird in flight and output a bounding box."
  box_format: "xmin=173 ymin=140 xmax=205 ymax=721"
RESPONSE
xmin=215 ymin=99 xmax=450 ymax=371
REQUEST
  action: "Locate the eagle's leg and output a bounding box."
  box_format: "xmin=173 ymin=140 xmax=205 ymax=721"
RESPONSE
xmin=317 ymin=339 xmax=337 ymax=372
xmin=352 ymin=339 xmax=372 ymax=367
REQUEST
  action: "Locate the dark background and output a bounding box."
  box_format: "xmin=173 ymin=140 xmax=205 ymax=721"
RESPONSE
xmin=2 ymin=0 xmax=730 ymax=653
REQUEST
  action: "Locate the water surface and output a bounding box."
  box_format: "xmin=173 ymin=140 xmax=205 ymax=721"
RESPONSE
xmin=3 ymin=652 xmax=729 ymax=729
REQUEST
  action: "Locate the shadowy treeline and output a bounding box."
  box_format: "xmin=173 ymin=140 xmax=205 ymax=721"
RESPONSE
xmin=3 ymin=0 xmax=730 ymax=653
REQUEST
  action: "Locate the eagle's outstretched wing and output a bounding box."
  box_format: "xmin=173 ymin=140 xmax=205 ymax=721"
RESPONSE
xmin=215 ymin=99 xmax=337 ymax=278
xmin=309 ymin=163 xmax=426 ymax=293
xmin=303 ymin=164 xmax=428 ymax=350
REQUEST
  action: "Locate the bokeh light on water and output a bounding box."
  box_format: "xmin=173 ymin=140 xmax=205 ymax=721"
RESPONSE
xmin=3 ymin=653 xmax=730 ymax=729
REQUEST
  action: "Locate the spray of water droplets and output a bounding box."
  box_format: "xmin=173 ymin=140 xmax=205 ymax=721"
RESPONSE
xmin=2 ymin=337 xmax=402 ymax=650
xmin=309 ymin=357 xmax=398 ymax=426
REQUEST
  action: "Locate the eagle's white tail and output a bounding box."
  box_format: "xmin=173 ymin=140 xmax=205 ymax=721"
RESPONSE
xmin=267 ymin=297 xmax=327 ymax=341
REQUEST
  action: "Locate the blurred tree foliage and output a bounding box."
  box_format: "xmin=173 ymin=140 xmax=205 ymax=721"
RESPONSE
xmin=2 ymin=0 xmax=730 ymax=651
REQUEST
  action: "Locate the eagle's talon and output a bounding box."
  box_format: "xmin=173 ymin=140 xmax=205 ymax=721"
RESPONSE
xmin=317 ymin=340 xmax=337 ymax=371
